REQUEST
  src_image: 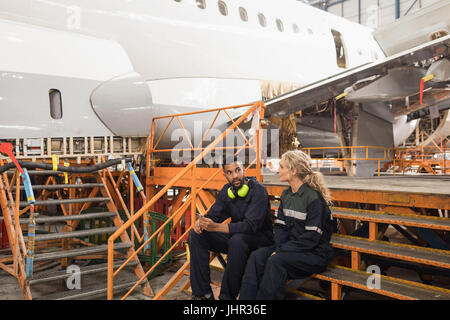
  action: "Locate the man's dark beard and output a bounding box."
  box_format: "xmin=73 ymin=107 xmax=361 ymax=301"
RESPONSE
xmin=231 ymin=177 xmax=245 ymax=190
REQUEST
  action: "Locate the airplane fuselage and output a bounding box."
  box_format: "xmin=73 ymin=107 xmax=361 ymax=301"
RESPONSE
xmin=0 ymin=0 xmax=384 ymax=140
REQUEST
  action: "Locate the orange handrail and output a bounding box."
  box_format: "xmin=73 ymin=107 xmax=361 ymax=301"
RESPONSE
xmin=301 ymin=146 xmax=386 ymax=176
xmin=107 ymin=101 xmax=265 ymax=300
xmin=150 ymin=103 xmax=257 ymax=154
xmin=387 ymin=135 xmax=449 ymax=175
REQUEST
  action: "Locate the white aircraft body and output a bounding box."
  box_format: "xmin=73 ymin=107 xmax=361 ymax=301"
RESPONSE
xmin=0 ymin=0 xmax=385 ymax=143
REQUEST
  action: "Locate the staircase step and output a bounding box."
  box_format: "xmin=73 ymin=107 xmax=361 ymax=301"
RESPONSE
xmin=10 ymin=211 xmax=116 ymax=224
xmin=5 ymin=211 xmax=117 ymax=225
xmin=314 ymin=265 xmax=450 ymax=300
xmin=34 ymin=243 xmax=131 ymax=262
xmin=36 ymin=280 xmax=139 ymax=300
xmin=35 ymin=212 xmax=116 ymax=224
xmin=30 ymin=260 xmax=138 ymax=285
xmin=18 ymin=183 xmax=104 ymax=191
xmin=24 ymin=227 xmax=117 ymax=242
xmin=5 ymin=170 xmax=62 ymax=176
xmin=331 ymin=234 xmax=450 ymax=269
xmin=20 ymin=197 xmax=110 ymax=207
xmin=332 ymin=208 xmax=450 ymax=231
xmin=19 ymin=170 xmax=63 ymax=176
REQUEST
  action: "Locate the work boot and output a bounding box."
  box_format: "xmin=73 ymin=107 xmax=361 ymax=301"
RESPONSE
xmin=191 ymin=293 xmax=214 ymax=300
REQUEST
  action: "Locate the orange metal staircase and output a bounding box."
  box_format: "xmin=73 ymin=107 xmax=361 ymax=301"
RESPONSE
xmin=0 ymin=158 xmax=152 ymax=300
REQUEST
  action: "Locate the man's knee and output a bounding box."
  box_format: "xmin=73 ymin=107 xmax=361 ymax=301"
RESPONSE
xmin=228 ymin=233 xmax=249 ymax=253
xmin=249 ymin=247 xmax=272 ymax=264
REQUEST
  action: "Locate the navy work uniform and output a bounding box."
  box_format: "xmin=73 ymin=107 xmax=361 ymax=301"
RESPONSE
xmin=188 ymin=177 xmax=274 ymax=300
xmin=239 ymin=183 xmax=334 ymax=300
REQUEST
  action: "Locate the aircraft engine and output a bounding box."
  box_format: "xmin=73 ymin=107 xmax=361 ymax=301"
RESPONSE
xmin=90 ymin=72 xmax=155 ymax=136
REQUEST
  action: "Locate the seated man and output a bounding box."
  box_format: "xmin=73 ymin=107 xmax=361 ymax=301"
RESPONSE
xmin=188 ymin=157 xmax=274 ymax=300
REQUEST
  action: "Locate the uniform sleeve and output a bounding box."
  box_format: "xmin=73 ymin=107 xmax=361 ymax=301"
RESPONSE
xmin=204 ymin=188 xmax=229 ymax=223
xmin=273 ymin=200 xmax=289 ymax=251
xmin=227 ymin=184 xmax=270 ymax=234
xmin=278 ymin=198 xmax=325 ymax=253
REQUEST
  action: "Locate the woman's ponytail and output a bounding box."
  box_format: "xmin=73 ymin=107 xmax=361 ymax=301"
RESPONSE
xmin=304 ymin=170 xmax=333 ymax=205
xmin=282 ymin=150 xmax=333 ymax=205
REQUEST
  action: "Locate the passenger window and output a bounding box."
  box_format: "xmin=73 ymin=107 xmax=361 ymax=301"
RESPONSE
xmin=196 ymin=0 xmax=205 ymax=9
xmin=258 ymin=13 xmax=267 ymax=27
xmin=292 ymin=24 xmax=299 ymax=33
xmin=239 ymin=7 xmax=248 ymax=22
xmin=218 ymin=1 xmax=227 ymax=16
xmin=276 ymin=19 xmax=284 ymax=32
xmin=49 ymin=89 xmax=62 ymax=119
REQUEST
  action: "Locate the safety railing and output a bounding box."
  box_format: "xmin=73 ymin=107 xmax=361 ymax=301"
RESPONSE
xmin=301 ymin=146 xmax=387 ymax=176
xmin=0 ymin=136 xmax=144 ymax=161
xmin=107 ymin=101 xmax=265 ymax=300
xmin=146 ymin=102 xmax=263 ymax=180
xmin=100 ymin=158 xmax=148 ymax=247
xmin=387 ymin=135 xmax=449 ymax=175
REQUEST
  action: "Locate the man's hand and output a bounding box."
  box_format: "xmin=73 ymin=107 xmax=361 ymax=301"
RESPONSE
xmin=193 ymin=219 xmax=203 ymax=234
xmin=197 ymin=217 xmax=229 ymax=234
xmin=199 ymin=217 xmax=215 ymax=231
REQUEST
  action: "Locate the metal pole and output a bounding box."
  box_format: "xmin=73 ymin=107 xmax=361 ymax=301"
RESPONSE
xmin=351 ymin=148 xmax=354 ymax=176
xmin=404 ymin=0 xmax=419 ymax=16
xmin=443 ymin=136 xmax=447 ymax=175
xmin=358 ymin=0 xmax=361 ymax=24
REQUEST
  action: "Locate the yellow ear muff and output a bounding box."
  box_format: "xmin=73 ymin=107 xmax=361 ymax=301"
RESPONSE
xmin=227 ymin=187 xmax=236 ymax=199
xmin=227 ymin=184 xmax=249 ymax=199
xmin=237 ymin=184 xmax=249 ymax=198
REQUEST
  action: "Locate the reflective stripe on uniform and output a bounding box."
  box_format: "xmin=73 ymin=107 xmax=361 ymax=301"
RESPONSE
xmin=305 ymin=226 xmax=323 ymax=235
xmin=283 ymin=208 xmax=307 ymax=221
xmin=274 ymin=219 xmax=285 ymax=225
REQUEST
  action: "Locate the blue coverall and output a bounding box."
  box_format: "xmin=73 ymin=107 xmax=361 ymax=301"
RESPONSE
xmin=239 ymin=183 xmax=335 ymax=300
xmin=188 ymin=177 xmax=274 ymax=300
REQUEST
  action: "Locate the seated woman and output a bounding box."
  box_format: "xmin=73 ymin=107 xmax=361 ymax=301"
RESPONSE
xmin=239 ymin=150 xmax=335 ymax=300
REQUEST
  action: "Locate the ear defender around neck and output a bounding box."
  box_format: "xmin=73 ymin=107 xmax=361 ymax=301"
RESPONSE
xmin=227 ymin=183 xmax=249 ymax=199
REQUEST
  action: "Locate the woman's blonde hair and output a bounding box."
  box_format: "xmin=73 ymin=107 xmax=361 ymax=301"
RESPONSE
xmin=281 ymin=150 xmax=333 ymax=205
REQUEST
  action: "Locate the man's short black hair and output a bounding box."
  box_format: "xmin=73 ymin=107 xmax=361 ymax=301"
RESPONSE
xmin=222 ymin=155 xmax=244 ymax=169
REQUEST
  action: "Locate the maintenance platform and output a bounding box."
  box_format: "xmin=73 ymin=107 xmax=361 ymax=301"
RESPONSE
xmin=0 ymin=101 xmax=449 ymax=301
